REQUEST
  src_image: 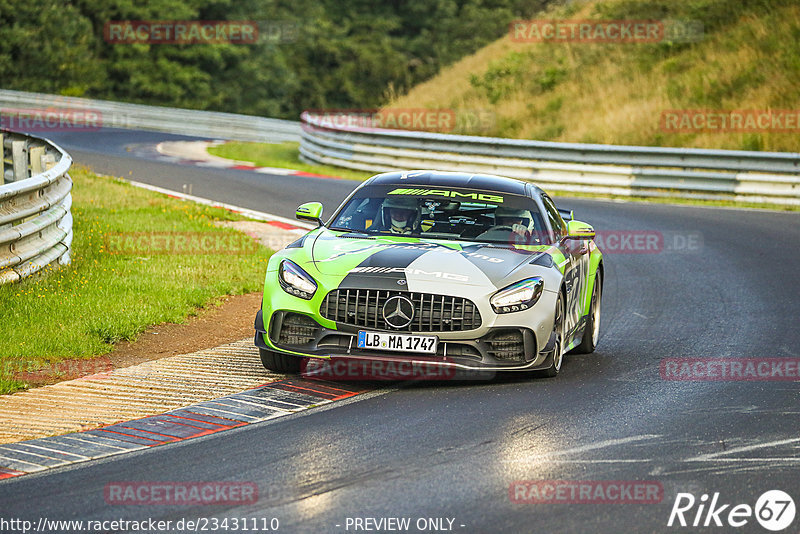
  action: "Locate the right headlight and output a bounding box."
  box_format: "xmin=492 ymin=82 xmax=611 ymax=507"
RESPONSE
xmin=490 ymin=277 xmax=544 ymax=314
xmin=278 ymin=259 xmax=317 ymax=300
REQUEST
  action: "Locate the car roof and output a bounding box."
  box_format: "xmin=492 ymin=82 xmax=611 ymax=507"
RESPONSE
xmin=364 ymin=170 xmax=544 ymax=198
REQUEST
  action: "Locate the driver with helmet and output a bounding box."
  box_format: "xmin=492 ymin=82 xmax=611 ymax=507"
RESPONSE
xmin=372 ymin=196 xmax=421 ymax=234
xmin=493 ymin=207 xmax=534 ymax=240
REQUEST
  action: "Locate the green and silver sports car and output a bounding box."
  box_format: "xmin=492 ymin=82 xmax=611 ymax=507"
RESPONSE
xmin=254 ymin=170 xmax=603 ymax=378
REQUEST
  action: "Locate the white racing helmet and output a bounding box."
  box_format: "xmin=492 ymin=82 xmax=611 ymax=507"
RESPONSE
xmin=381 ymin=196 xmax=420 ymax=233
xmin=495 ymin=207 xmax=533 ymax=230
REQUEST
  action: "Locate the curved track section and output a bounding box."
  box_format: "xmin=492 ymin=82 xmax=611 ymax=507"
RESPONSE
xmin=1 ymin=130 xmax=798 ymax=533
xmin=45 ymin=129 xmax=356 ymax=220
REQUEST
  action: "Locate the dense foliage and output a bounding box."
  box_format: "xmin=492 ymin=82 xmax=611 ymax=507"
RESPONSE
xmin=0 ymin=0 xmax=548 ymax=118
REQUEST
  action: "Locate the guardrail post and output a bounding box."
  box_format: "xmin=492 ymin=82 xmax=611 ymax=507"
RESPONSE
xmin=43 ymin=153 xmax=56 ymax=170
xmin=22 ymin=146 xmax=47 ymax=224
xmin=11 ymin=140 xmax=27 ymax=182
xmin=29 ymin=146 xmax=44 ymax=175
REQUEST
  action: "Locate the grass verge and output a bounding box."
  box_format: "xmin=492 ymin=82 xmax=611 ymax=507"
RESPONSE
xmin=0 ymin=166 xmax=272 ymax=394
xmin=207 ymin=141 xmax=372 ymax=181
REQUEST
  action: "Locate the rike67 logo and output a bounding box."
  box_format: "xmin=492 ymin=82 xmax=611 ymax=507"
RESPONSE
xmin=668 ymin=490 xmax=795 ymax=531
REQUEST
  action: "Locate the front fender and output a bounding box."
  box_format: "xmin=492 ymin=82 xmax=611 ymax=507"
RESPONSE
xmin=581 ymin=241 xmax=604 ymax=314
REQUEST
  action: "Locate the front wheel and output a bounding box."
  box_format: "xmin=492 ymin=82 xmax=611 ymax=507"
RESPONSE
xmin=573 ymin=274 xmax=601 ymax=354
xmin=259 ymin=348 xmax=302 ymax=373
xmin=537 ymin=291 xmax=564 ymax=378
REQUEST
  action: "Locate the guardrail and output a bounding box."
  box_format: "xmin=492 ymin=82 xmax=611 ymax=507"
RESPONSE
xmin=0 ymin=130 xmax=73 ymax=285
xmin=0 ymin=89 xmax=301 ymax=143
xmin=299 ymin=112 xmax=800 ymax=205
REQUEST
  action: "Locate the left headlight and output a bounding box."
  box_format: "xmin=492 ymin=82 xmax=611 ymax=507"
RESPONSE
xmin=278 ymin=259 xmax=317 ymax=300
xmin=490 ymin=277 xmax=544 ymax=314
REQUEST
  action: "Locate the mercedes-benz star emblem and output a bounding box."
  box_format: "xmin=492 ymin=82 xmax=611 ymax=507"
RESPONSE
xmin=382 ymin=295 xmax=414 ymax=329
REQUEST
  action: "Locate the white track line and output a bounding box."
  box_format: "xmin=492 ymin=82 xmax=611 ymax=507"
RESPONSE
xmin=505 ymin=434 xmax=661 ymax=463
xmin=685 ymin=437 xmax=800 ymax=461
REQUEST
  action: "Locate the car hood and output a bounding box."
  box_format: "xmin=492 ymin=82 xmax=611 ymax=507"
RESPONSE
xmin=309 ymin=230 xmax=540 ymax=289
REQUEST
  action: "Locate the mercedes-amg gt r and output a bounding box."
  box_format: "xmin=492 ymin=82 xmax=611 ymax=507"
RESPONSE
xmin=254 ymin=170 xmax=603 ymax=378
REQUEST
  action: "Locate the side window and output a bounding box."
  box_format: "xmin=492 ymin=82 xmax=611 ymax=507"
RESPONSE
xmin=333 ymin=198 xmax=380 ymax=231
xmin=542 ymin=195 xmax=566 ymax=242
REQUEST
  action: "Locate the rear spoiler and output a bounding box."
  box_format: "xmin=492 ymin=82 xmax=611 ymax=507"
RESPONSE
xmin=558 ymin=208 xmax=574 ymax=221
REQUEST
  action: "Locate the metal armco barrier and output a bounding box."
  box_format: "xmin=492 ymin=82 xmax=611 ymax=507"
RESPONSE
xmin=0 ymin=89 xmax=301 ymax=142
xmin=2 ymin=92 xmax=797 ymax=204
xmin=299 ymin=112 xmax=800 ymax=205
xmin=0 ymin=130 xmax=73 ymax=285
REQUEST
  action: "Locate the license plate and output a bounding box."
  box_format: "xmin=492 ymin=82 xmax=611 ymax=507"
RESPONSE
xmin=357 ymin=331 xmax=438 ymax=354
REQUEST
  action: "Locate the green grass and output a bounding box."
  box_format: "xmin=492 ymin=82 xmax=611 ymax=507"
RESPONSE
xmin=207 ymin=141 xmax=372 ymax=181
xmin=0 ymin=166 xmax=272 ymax=394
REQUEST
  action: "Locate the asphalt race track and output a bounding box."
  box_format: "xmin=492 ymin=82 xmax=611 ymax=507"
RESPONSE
xmin=1 ymin=130 xmax=798 ymax=533
xmin=45 ymin=128 xmax=357 ymax=220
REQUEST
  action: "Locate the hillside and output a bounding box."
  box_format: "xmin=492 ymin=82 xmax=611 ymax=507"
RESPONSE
xmin=387 ymin=0 xmax=800 ymax=152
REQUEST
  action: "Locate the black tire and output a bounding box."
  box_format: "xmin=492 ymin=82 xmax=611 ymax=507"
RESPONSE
xmin=259 ymin=348 xmax=302 ymax=373
xmin=573 ymin=274 xmax=601 ymax=354
xmin=537 ymin=291 xmax=564 ymax=378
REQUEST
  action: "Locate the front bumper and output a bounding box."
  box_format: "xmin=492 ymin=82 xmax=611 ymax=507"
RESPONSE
xmin=254 ymin=309 xmax=557 ymax=372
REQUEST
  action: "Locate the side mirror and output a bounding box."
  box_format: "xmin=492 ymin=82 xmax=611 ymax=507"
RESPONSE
xmin=296 ymin=202 xmax=323 ymax=226
xmin=564 ymin=219 xmax=595 ymax=240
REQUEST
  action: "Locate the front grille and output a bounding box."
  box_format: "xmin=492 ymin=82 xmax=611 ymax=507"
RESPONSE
xmin=277 ymin=313 xmax=321 ymax=346
xmin=485 ymin=329 xmax=525 ymax=362
xmin=321 ymin=289 xmax=482 ymax=332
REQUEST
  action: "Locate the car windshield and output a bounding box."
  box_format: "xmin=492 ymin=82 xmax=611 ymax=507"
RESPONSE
xmin=328 ymin=186 xmax=550 ymax=244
